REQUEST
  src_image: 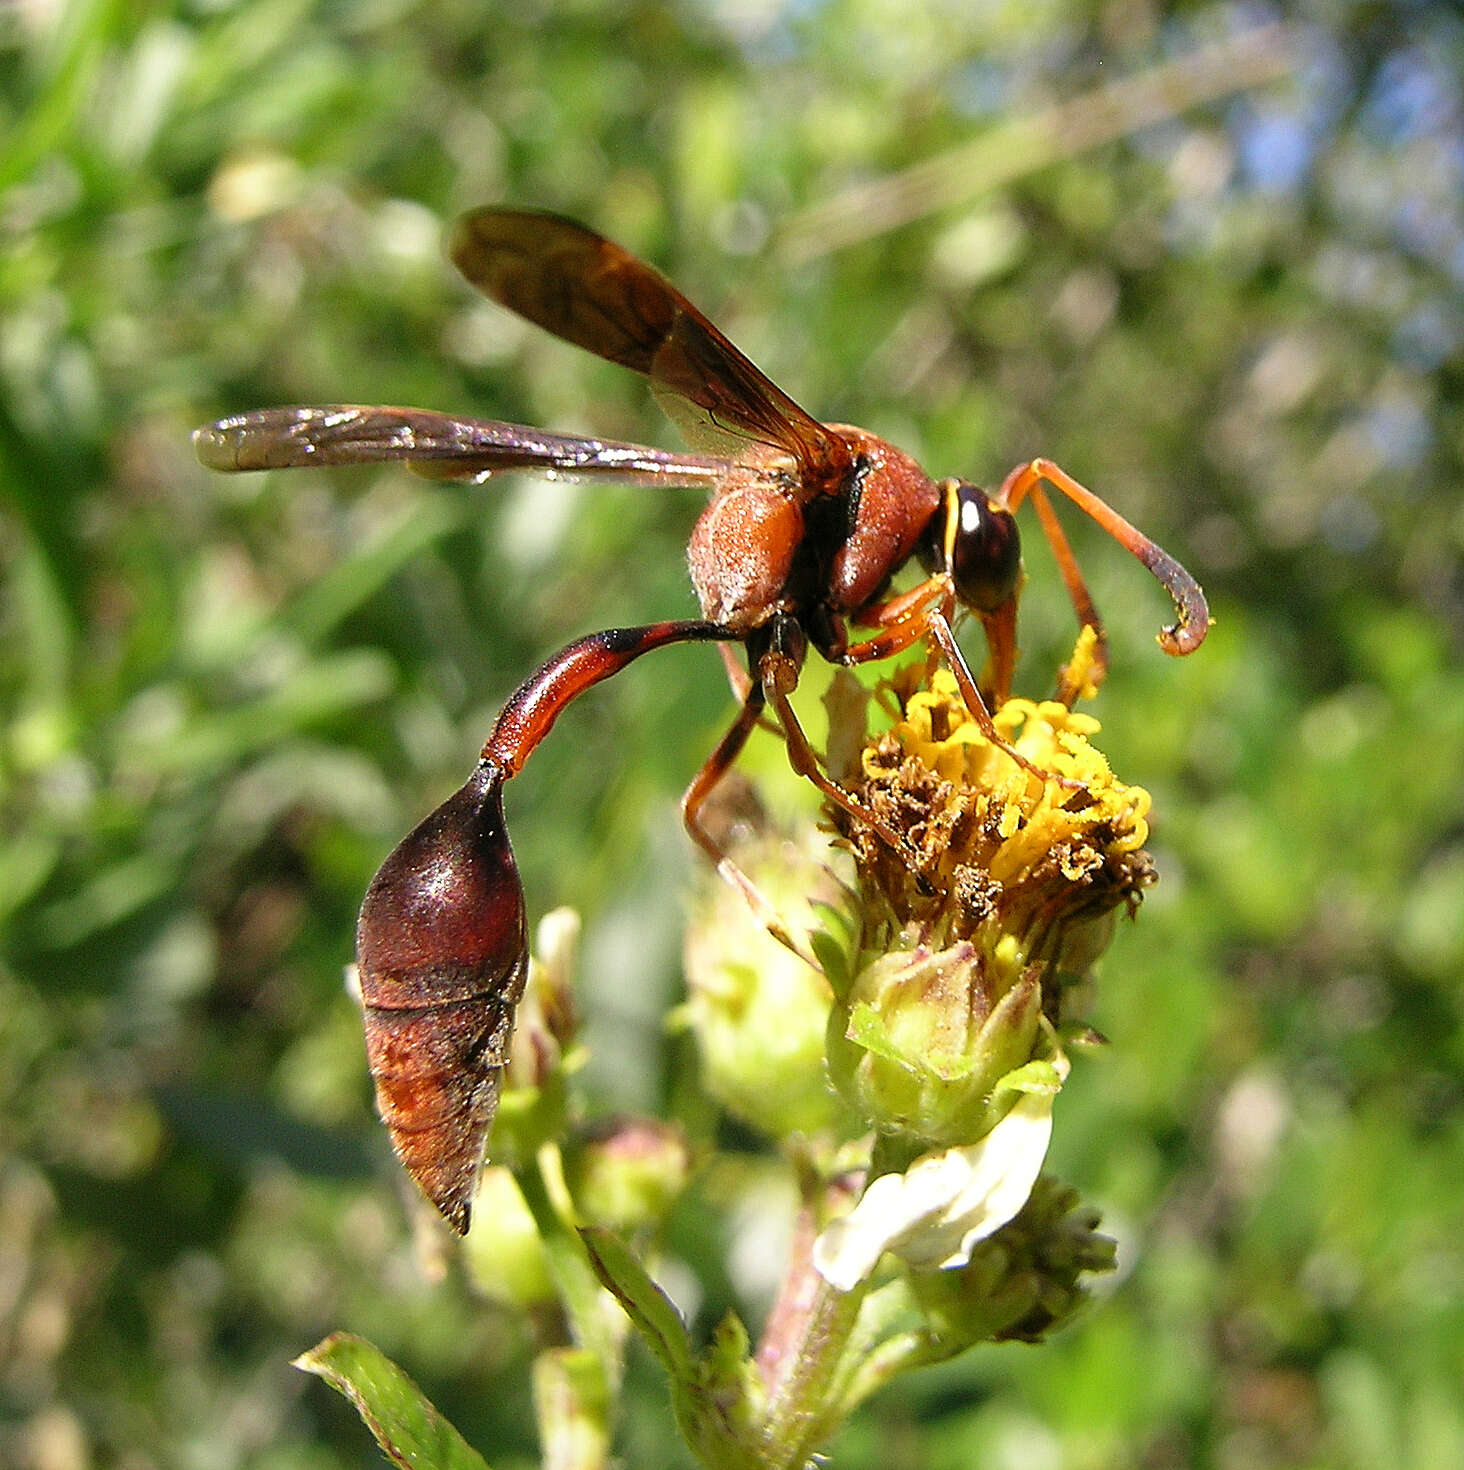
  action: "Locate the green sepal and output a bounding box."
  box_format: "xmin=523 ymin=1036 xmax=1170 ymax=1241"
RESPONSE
xmin=809 ymin=899 xmax=859 ymax=997
xmin=578 ymin=1226 xmax=693 ymax=1380
xmin=992 ymin=1057 xmax=1063 ymax=1099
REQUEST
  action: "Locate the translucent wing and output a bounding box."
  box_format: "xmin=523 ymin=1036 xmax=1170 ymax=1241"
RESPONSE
xmin=193 ymin=405 xmax=728 ymax=488
xmin=449 ymin=208 xmax=853 ymax=491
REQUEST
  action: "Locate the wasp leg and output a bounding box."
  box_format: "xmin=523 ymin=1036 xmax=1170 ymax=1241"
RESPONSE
xmin=835 ymin=591 xmax=1066 ymax=789
xmin=680 ymin=684 xmax=820 ymax=966
xmin=852 ymin=572 xmax=953 ymax=631
xmin=996 ymin=458 xmax=1209 ymax=658
xmin=756 ymin=614 xmax=935 ymax=873
xmin=1011 ymin=478 xmax=1109 ymax=702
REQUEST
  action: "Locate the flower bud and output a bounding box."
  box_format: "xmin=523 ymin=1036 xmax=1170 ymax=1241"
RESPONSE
xmin=682 ymin=832 xmax=842 ymax=1141
xmin=561 ymin=1116 xmax=692 ymax=1232
xmin=490 ymin=908 xmax=583 ymax=1165
xmin=827 ymin=942 xmax=1042 ymax=1146
xmin=907 ymin=1176 xmax=1117 ymax=1348
xmin=505 ymin=907 xmax=581 ymax=1086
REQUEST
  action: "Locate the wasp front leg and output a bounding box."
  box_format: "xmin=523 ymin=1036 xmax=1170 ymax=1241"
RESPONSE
xmin=997 ymin=458 xmax=1208 ymax=660
xmin=835 ymin=584 xmax=1062 ymax=787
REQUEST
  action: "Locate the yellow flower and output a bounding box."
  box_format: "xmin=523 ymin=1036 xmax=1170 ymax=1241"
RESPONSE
xmin=825 ymin=631 xmax=1154 ymax=1147
xmin=836 ymin=633 xmax=1154 ymax=987
xmin=816 ymin=629 xmax=1157 ymax=1288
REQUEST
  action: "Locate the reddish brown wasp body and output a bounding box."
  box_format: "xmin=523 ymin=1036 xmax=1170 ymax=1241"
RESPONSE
xmin=196 ymin=208 xmax=1208 ymax=1232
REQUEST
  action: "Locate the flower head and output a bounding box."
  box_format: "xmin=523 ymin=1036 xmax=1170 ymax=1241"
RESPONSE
xmin=835 ymin=630 xmax=1154 ymax=973
xmin=815 ymin=630 xmax=1156 ymax=1282
xmin=824 ymin=636 xmax=1153 ymax=1143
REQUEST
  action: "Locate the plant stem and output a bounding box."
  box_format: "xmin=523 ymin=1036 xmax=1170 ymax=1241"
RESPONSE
xmin=516 ymin=1147 xmax=620 ymax=1389
xmin=760 ymin=1273 xmax=866 ymax=1468
xmin=755 ymin=1189 xmax=868 ymax=1469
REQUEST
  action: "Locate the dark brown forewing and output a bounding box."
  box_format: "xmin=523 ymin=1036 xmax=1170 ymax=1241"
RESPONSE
xmin=449 ymin=209 xmax=852 ymax=489
xmin=192 ymin=405 xmax=728 ymax=487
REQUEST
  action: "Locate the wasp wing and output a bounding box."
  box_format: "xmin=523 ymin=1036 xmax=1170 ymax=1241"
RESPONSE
xmin=449 ymin=209 xmax=852 ymax=491
xmin=193 ymin=405 xmax=729 ymax=488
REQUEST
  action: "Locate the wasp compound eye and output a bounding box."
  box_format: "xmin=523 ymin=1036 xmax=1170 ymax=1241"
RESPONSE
xmin=355 ymin=760 xmax=527 ymax=1234
xmin=948 ymin=481 xmax=1022 ymax=615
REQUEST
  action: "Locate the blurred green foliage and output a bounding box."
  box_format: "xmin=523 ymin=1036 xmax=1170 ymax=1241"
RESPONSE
xmin=2 ymin=1 xmax=1462 ymax=1467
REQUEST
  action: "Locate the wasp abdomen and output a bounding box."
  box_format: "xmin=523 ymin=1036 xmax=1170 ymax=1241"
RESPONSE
xmin=356 ymin=761 xmax=527 ymax=1233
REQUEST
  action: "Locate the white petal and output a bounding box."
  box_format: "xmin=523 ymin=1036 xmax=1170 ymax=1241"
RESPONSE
xmin=812 ymin=1091 xmax=1056 ymax=1291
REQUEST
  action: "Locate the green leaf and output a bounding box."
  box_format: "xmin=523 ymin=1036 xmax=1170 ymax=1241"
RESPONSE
xmin=134 ymin=650 xmax=396 ymax=775
xmin=579 ymin=1230 xmax=764 ymax=1470
xmin=845 ymin=1000 xmax=903 ymax=1062
xmin=809 ymin=899 xmax=858 ymax=995
xmin=283 ymin=495 xmax=474 ymax=647
xmin=294 ymin=1333 xmax=491 ymax=1470
xmin=578 ymin=1227 xmax=694 ymax=1380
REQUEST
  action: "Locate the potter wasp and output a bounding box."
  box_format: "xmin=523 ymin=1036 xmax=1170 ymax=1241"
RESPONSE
xmin=196 ymin=209 xmax=1208 ymax=1230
